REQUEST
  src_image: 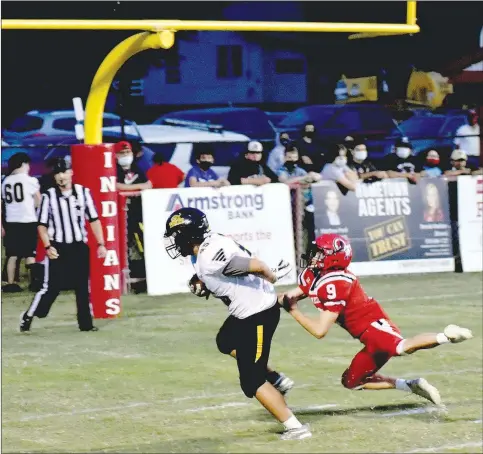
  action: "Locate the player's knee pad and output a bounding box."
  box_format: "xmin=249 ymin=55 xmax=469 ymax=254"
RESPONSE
xmin=215 ymin=331 xmax=234 ymax=355
xmin=239 ymin=373 xmax=265 ymax=398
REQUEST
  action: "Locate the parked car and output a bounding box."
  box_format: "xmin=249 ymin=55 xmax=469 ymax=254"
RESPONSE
xmin=103 ymin=122 xmax=251 ymax=179
xmin=154 ymin=107 xmax=276 ymax=151
xmin=1 ymin=132 xmax=154 ymax=178
xmin=265 ymin=111 xmax=291 ymax=129
xmin=2 ymin=110 xmax=136 ymax=144
xmin=397 ymin=113 xmax=468 ymax=157
xmin=277 ymin=104 xmax=403 ymax=160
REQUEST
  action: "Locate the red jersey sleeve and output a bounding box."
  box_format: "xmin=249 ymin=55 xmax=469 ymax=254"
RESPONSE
xmin=297 ymin=268 xmax=315 ymax=295
xmin=315 ymin=278 xmax=352 ymax=314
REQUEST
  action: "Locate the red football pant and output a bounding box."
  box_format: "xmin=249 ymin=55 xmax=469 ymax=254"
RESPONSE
xmin=341 ymin=318 xmax=404 ymax=389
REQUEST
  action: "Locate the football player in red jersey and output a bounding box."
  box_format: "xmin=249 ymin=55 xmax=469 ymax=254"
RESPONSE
xmin=278 ymin=233 xmax=473 ymax=406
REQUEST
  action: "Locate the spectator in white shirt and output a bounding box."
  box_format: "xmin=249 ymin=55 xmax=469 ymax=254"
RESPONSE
xmin=321 ymin=144 xmax=359 ymax=192
xmin=454 ymin=109 xmax=480 ymax=157
xmin=267 ymin=132 xmax=291 ymax=173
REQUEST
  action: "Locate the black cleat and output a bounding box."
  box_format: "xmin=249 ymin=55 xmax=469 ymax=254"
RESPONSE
xmin=80 ymin=326 xmax=99 ymax=332
xmin=3 ymin=283 xmax=23 ymax=293
xmin=19 ymin=311 xmax=33 ymax=332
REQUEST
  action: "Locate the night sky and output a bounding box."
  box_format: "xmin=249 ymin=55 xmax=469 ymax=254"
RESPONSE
xmin=2 ymin=1 xmax=482 ymax=127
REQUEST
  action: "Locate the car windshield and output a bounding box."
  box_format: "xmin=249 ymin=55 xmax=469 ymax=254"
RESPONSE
xmin=155 ymin=109 xmax=274 ymax=139
xmin=278 ymin=106 xmax=337 ymax=130
xmin=399 ymin=116 xmax=446 ymax=138
xmin=8 ymin=115 xmax=44 ymax=132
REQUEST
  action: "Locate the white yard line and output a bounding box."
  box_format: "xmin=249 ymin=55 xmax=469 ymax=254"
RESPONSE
xmin=378 ymin=407 xmax=444 ymax=418
xmin=402 ymin=441 xmax=483 ymax=453
xmin=12 ymin=383 xmax=315 ymax=423
xmin=185 ymin=402 xmax=250 ymax=413
xmin=383 ymin=292 xmax=482 ymax=303
xmin=10 ymin=371 xmax=481 ymax=423
xmin=291 ymin=404 xmax=338 ymax=412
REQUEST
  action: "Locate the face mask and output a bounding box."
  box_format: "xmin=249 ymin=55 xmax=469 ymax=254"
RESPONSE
xmin=334 ymin=156 xmax=347 ymax=167
xmin=426 ymin=158 xmax=440 ymax=167
xmin=354 ymin=150 xmax=367 ymax=162
xmin=280 ymin=138 xmax=290 ymax=146
xmin=304 ymin=130 xmax=315 ymax=138
xmin=118 ymin=155 xmax=133 ymax=167
xmin=285 ymin=161 xmax=297 ymax=171
xmin=396 ymin=147 xmax=411 ymax=159
xmin=199 ymin=161 xmax=213 ymax=171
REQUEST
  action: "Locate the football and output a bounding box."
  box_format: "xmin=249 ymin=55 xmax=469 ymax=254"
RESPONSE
xmin=188 ymin=274 xmax=211 ymax=299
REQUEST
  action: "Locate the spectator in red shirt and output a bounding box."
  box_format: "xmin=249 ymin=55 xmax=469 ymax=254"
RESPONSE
xmin=147 ymin=153 xmax=185 ymax=189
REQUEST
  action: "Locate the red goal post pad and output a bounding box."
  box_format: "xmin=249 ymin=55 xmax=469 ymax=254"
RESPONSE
xmin=71 ymin=144 xmax=122 ymax=319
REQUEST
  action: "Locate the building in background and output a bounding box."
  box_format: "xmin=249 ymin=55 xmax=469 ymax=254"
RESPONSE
xmin=143 ymin=31 xmax=307 ymax=107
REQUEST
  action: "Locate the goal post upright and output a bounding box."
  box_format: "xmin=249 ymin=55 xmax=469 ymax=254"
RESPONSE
xmin=1 ymin=2 xmax=419 ymax=317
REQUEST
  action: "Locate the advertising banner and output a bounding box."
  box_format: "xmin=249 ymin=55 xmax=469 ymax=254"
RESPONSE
xmin=142 ymin=183 xmax=297 ymax=295
xmin=458 ymin=175 xmax=483 ymax=272
xmin=312 ymin=179 xmax=454 ymax=276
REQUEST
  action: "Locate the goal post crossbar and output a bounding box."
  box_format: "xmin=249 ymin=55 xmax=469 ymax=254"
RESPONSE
xmin=2 ymin=1 xmax=419 ymax=144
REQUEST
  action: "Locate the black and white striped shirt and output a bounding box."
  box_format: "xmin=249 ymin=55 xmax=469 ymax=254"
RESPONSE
xmin=38 ymin=184 xmax=99 ymax=244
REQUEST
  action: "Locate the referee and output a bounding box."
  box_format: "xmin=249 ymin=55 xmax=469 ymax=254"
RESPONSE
xmin=20 ymin=158 xmax=107 ymax=333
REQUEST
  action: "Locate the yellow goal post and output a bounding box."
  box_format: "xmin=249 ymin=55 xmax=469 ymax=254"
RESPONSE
xmin=2 ymin=1 xmax=418 ymax=144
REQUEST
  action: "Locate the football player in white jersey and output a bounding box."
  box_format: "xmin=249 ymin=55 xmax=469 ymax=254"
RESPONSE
xmin=164 ymin=207 xmax=311 ymax=440
xmin=1 ymin=152 xmax=41 ymax=292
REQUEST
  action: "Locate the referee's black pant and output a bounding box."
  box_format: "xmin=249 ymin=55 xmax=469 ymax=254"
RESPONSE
xmin=26 ymin=242 xmax=94 ymax=330
xmin=216 ymin=303 xmax=281 ymax=398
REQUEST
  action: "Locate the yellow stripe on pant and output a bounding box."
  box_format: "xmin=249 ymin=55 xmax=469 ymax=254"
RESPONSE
xmin=255 ymin=325 xmax=264 ymax=362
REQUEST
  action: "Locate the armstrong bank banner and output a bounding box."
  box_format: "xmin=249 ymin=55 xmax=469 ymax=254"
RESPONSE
xmin=312 ymin=179 xmax=454 ymax=276
xmin=142 ymin=183 xmax=297 ymax=295
xmin=457 ymin=175 xmax=483 ymax=272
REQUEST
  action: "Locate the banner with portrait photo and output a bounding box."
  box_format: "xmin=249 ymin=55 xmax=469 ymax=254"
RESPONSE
xmin=312 ymin=179 xmax=454 ymax=276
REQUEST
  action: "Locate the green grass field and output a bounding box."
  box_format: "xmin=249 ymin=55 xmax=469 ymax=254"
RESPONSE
xmin=2 ymin=272 xmax=482 ymax=453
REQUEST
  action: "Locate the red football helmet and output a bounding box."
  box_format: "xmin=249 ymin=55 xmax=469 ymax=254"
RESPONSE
xmin=306 ymin=234 xmax=353 ymax=271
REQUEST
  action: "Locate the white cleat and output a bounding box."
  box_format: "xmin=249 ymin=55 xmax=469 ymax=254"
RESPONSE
xmin=274 ymin=373 xmax=294 ymax=396
xmin=407 ymin=378 xmax=442 ymax=406
xmin=444 ymin=324 xmax=473 ymax=344
xmin=280 ymin=424 xmax=312 ymax=441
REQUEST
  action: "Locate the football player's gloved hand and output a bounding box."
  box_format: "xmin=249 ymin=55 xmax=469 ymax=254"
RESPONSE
xmin=271 ymin=260 xmax=292 ymax=282
xmin=278 ymin=293 xmax=297 ymax=312
xmin=188 ymin=274 xmax=211 ymax=299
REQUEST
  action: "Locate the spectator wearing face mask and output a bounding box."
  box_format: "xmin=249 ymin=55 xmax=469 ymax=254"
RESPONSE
xmin=277 ymin=145 xmax=321 ymax=186
xmin=348 ymin=139 xmax=388 ymax=183
xmin=454 ymin=109 xmax=480 ymax=161
xmin=227 ymin=141 xmax=278 ymax=186
xmin=420 ymin=150 xmax=444 ymax=178
xmin=185 ymin=146 xmax=230 ymax=188
xmin=444 ymin=149 xmax=482 ymax=177
xmin=296 ymin=122 xmax=319 ymax=172
xmin=277 ymin=145 xmax=321 ymax=243
xmin=382 ymin=137 xmax=419 ymax=184
xmin=267 ymin=131 xmax=291 ymax=173
xmin=115 ymin=142 xmax=153 ymax=293
xmin=321 ymin=143 xmax=359 ymax=193
xmin=116 ymin=141 xmax=153 ymax=191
